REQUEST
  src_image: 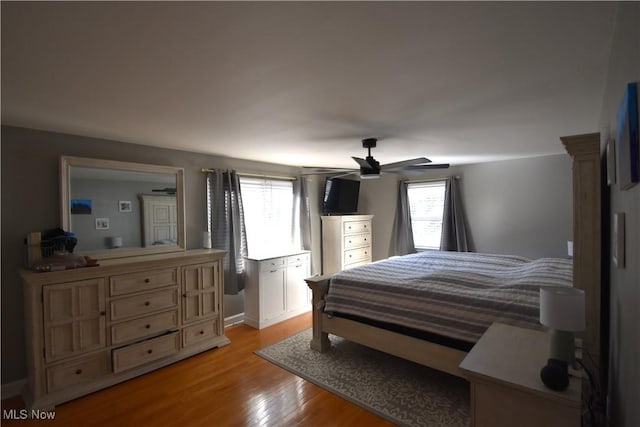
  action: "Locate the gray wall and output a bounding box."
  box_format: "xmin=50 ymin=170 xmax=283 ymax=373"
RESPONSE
xmin=0 ymin=125 xmax=301 ymax=384
xmin=461 ymin=155 xmax=572 ymax=258
xmin=358 ymin=154 xmax=573 ymax=261
xmin=598 ymin=3 xmax=640 ymax=426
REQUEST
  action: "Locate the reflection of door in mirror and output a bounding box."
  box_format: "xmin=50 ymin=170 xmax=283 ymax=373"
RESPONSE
xmin=140 ymin=195 xmax=178 ymax=246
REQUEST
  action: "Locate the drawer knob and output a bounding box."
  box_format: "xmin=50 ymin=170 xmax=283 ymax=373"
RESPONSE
xmin=144 ymin=278 xmax=150 ymax=283
xmin=199 ymin=330 xmax=205 ymax=335
xmin=144 ymin=301 xmax=150 ymax=306
xmin=182 ymin=293 xmax=187 ymax=298
xmin=145 ymin=324 xmax=151 ymax=329
xmin=75 ymin=369 xmax=83 ymax=375
xmin=100 ymin=311 xmax=106 ymax=316
xmin=147 ymin=349 xmax=153 ymax=354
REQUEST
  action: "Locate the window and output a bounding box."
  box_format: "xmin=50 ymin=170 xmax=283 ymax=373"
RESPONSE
xmin=407 ymin=181 xmax=446 ymax=250
xmin=239 ymin=177 xmax=296 ymax=256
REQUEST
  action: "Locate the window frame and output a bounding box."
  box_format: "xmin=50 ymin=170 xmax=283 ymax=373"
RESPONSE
xmin=406 ymin=180 xmax=447 ymax=251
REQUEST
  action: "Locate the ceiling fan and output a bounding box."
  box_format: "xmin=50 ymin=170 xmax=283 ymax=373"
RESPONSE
xmin=303 ymin=138 xmax=449 ymax=179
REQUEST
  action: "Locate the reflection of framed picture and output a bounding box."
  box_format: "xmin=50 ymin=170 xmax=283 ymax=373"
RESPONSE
xmin=71 ymin=199 xmax=92 ymax=214
xmin=616 ymin=82 xmax=639 ymax=190
xmin=119 ymin=200 xmax=132 ymax=212
xmin=95 ymin=218 xmax=110 ymax=230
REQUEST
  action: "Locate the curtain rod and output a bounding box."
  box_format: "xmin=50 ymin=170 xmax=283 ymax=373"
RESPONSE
xmin=201 ymin=168 xmax=296 ymax=181
xmin=404 ymin=176 xmax=460 ymax=184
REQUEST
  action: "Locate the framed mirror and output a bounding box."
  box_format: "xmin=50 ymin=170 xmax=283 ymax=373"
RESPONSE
xmin=60 ymin=156 xmax=185 ymax=260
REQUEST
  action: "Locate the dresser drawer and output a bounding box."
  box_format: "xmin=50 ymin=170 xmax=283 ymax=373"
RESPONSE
xmin=286 ymin=253 xmax=309 ymax=266
xmin=110 ymin=268 xmax=178 ymax=296
xmin=344 ymin=247 xmax=371 ymax=264
xmin=344 ymin=233 xmax=371 ymax=249
xmin=343 ymin=260 xmax=371 ymax=270
xmin=110 ymin=289 xmax=178 ymax=322
xmin=112 ymin=332 xmax=180 ymax=373
xmin=46 ymin=351 xmax=110 ymax=393
xmin=111 ymin=310 xmax=179 ymax=346
xmin=259 ymin=257 xmax=286 ymax=272
xmin=182 ymin=318 xmax=220 ymax=347
xmin=343 ymin=220 xmax=370 ymax=235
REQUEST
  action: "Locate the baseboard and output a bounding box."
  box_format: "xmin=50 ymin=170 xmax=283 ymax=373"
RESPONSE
xmin=224 ymin=313 xmax=245 ymax=328
xmin=1 ymin=379 xmax=26 ymax=400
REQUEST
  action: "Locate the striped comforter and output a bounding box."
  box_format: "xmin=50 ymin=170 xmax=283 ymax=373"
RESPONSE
xmin=324 ymin=251 xmax=573 ymax=343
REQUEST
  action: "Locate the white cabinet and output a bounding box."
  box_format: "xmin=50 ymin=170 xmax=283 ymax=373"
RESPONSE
xmin=321 ymin=215 xmax=373 ymax=275
xmin=244 ymin=251 xmax=311 ymax=329
xmin=21 ymin=249 xmax=229 ymax=410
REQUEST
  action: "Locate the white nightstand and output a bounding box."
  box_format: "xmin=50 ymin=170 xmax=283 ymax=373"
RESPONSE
xmin=459 ymin=323 xmax=581 ymax=427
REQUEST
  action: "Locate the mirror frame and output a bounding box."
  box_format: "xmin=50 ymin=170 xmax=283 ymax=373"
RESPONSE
xmin=60 ymin=156 xmax=186 ymax=260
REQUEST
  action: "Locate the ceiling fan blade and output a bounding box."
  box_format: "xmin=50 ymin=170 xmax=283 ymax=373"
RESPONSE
xmin=352 ymin=156 xmax=375 ymax=170
xmin=405 ymin=163 xmax=450 ymax=171
xmin=381 ymin=157 xmax=432 ymax=171
xmin=301 ymin=166 xmax=356 ymax=175
xmin=331 ymin=171 xmax=360 ymax=179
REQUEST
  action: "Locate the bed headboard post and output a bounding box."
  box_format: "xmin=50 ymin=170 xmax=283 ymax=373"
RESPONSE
xmin=561 ymin=133 xmax=604 ymax=392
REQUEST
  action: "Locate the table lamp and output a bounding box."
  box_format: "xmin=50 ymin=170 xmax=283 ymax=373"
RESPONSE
xmin=539 ymin=286 xmax=585 ymax=390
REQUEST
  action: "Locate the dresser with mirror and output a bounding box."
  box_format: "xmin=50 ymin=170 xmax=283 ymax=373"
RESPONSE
xmin=21 ymin=156 xmax=229 ymax=410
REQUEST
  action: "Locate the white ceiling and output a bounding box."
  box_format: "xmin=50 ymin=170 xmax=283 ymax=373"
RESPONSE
xmin=1 ymin=2 xmax=617 ymax=169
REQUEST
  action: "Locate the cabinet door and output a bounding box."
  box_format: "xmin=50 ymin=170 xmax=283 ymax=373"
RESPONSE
xmin=43 ymin=279 xmax=106 ymax=363
xmin=259 ymin=268 xmax=286 ymax=321
xmin=182 ymin=262 xmax=221 ymax=324
xmin=286 ymin=262 xmax=309 ymax=313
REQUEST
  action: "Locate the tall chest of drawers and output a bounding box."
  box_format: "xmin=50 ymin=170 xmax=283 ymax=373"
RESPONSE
xmin=321 ymin=215 xmax=373 ymax=275
xmin=21 ymin=249 xmax=229 ymax=410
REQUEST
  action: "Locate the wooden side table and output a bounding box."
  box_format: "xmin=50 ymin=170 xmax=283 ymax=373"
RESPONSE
xmin=459 ymin=323 xmax=581 ymax=427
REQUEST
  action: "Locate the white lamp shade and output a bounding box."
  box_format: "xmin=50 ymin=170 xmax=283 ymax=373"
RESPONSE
xmin=539 ymin=287 xmax=585 ymax=332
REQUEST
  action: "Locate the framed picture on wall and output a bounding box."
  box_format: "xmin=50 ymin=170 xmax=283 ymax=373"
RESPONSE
xmin=606 ymin=139 xmax=616 ymax=186
xmin=616 ymin=82 xmax=639 ymax=190
xmin=119 ymin=200 xmax=132 ymax=212
xmin=95 ymin=218 xmax=110 ymax=230
xmin=70 ymin=199 xmax=92 ymax=214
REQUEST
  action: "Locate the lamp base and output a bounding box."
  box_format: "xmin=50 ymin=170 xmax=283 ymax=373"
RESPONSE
xmin=540 ymin=358 xmax=569 ymax=391
xmin=549 ymin=329 xmax=575 ymax=364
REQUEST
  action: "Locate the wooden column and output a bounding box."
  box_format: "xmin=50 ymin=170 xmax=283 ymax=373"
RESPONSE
xmin=561 ymin=133 xmax=603 ymax=391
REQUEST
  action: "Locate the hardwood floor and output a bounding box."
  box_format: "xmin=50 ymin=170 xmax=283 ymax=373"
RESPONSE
xmin=1 ymin=313 xmax=393 ymax=426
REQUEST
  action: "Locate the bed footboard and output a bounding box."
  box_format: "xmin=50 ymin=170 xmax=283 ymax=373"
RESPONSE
xmin=305 ymin=275 xmax=331 ymax=352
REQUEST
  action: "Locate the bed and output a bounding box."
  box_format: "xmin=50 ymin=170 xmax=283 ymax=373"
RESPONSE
xmin=306 ymin=251 xmax=573 ymax=377
xmin=307 ymin=133 xmax=602 ymax=400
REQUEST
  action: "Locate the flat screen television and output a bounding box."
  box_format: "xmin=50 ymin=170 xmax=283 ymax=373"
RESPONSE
xmin=322 ymin=177 xmax=360 ymax=214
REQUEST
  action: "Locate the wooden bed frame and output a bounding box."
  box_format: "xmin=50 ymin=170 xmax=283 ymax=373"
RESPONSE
xmin=305 ymin=133 xmax=602 ymax=381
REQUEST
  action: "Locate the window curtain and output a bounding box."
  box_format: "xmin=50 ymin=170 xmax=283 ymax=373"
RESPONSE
xmin=440 ymin=176 xmax=471 ymax=252
xmin=293 ymin=176 xmax=314 ymax=272
xmin=293 ymin=176 xmax=312 ymax=249
xmin=206 ymin=170 xmax=248 ymax=295
xmin=391 ymin=180 xmax=416 ymax=256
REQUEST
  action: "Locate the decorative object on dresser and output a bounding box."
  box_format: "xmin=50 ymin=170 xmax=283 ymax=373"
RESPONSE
xmin=321 ymin=215 xmax=373 ymax=275
xmin=244 ymin=251 xmax=311 ymax=329
xmin=459 ymin=323 xmax=581 ymax=427
xmin=21 ymin=249 xmax=229 ymax=410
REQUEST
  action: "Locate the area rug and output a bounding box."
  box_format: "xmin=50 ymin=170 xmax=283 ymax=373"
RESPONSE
xmin=255 ymin=329 xmax=469 ymax=427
